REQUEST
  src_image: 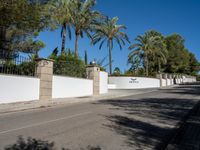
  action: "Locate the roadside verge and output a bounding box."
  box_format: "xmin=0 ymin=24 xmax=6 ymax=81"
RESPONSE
xmin=0 ymin=89 xmax=158 ymax=115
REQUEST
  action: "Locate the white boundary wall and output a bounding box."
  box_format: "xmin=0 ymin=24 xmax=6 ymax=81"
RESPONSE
xmin=183 ymin=76 xmax=196 ymax=83
xmin=0 ymin=74 xmax=40 ymax=104
xmin=52 ymin=75 xmax=93 ymax=99
xmin=100 ymin=71 xmax=108 ymax=94
xmin=167 ymin=79 xmax=171 ymax=86
xmin=162 ymin=79 xmax=167 ymax=86
xmin=109 ymin=77 xmax=160 ymax=89
xmin=171 ymin=79 xmax=174 ymax=85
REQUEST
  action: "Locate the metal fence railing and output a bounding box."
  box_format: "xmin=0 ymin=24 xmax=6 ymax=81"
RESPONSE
xmin=0 ymin=51 xmax=36 ymax=76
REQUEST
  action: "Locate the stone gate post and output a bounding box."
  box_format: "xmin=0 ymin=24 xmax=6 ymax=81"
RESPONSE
xmin=36 ymin=58 xmax=54 ymax=101
xmin=86 ymin=65 xmax=100 ymax=95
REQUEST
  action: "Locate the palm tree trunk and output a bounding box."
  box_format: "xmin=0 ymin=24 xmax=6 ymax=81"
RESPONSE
xmin=0 ymin=26 xmax=7 ymax=51
xmin=146 ymin=60 xmax=149 ymax=76
xmin=61 ymin=24 xmax=67 ymax=54
xmin=145 ymin=54 xmax=149 ymax=76
xmin=109 ymin=40 xmax=112 ymax=75
xmin=136 ymin=65 xmax=139 ymax=75
xmin=158 ymin=59 xmax=161 ymax=73
xmin=75 ymin=30 xmax=80 ymax=58
xmin=35 ymin=50 xmax=39 ymax=58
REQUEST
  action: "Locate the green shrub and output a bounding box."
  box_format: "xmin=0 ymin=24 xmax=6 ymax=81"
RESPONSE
xmin=18 ymin=61 xmax=36 ymax=76
xmin=50 ymin=50 xmax=86 ymax=78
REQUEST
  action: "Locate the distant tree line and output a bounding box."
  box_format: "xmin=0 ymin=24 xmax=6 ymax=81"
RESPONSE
xmin=127 ymin=30 xmax=199 ymax=77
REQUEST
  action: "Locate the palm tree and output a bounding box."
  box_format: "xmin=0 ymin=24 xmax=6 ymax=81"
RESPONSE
xmin=71 ymin=0 xmax=101 ymax=57
xmin=49 ymin=0 xmax=74 ymax=53
xmin=61 ymin=22 xmax=71 ymax=54
xmin=92 ymin=17 xmax=129 ymax=75
xmin=84 ymin=50 xmax=88 ymax=65
xmin=129 ymin=30 xmax=165 ymax=76
xmin=152 ymin=37 xmax=167 ymax=73
xmin=128 ymin=52 xmax=143 ymax=75
xmin=113 ymin=67 xmax=121 ymax=75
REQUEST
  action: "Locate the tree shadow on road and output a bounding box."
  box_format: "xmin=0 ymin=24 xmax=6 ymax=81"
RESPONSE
xmin=104 ymin=115 xmax=172 ymax=150
xmin=97 ymin=85 xmax=200 ymax=149
xmin=5 ymin=136 xmax=101 ymax=150
xmin=160 ymin=85 xmax=200 ymax=96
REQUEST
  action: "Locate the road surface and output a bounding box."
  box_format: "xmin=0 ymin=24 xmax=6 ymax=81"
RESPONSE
xmin=0 ymin=84 xmax=200 ymax=150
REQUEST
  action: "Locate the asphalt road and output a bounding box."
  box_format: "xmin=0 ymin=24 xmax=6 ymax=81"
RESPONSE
xmin=0 ymin=84 xmax=200 ymax=150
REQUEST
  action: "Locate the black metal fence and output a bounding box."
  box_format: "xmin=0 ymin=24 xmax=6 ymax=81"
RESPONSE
xmin=0 ymin=51 xmax=36 ymax=76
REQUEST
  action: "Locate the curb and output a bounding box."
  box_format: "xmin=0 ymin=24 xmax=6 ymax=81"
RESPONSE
xmin=164 ymin=101 xmax=200 ymax=150
xmin=0 ymin=89 xmax=158 ymax=115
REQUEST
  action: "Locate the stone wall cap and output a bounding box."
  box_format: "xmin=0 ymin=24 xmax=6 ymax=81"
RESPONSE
xmin=36 ymin=58 xmax=55 ymax=62
xmin=86 ymin=65 xmax=99 ymax=68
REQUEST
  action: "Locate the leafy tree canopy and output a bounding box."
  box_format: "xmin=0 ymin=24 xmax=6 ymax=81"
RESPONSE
xmin=128 ymin=30 xmax=167 ymax=76
xmin=164 ymin=34 xmax=199 ymax=75
xmin=0 ymin=0 xmax=52 ymax=55
xmin=128 ymin=31 xmax=199 ymax=76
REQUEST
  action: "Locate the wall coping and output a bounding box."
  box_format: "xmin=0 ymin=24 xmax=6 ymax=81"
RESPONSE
xmin=86 ymin=65 xmax=100 ymax=68
xmin=109 ymin=76 xmax=159 ymax=80
xmin=100 ymin=71 xmax=108 ymax=73
xmin=0 ymin=73 xmax=39 ymax=79
xmin=53 ymin=75 xmax=93 ymax=81
xmin=35 ymin=58 xmax=54 ymax=62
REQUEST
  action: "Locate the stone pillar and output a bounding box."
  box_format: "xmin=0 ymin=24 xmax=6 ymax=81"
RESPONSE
xmin=176 ymin=74 xmax=179 ymax=84
xmin=180 ymin=75 xmax=183 ymax=83
xmin=179 ymin=75 xmax=182 ymax=84
xmin=175 ymin=75 xmax=179 ymax=84
xmin=86 ymin=65 xmax=100 ymax=95
xmin=169 ymin=74 xmax=173 ymax=85
xmin=164 ymin=74 xmax=168 ymax=86
xmin=172 ymin=74 xmax=176 ymax=84
xmin=157 ymin=74 xmax=163 ymax=87
xmin=182 ymin=75 xmax=185 ymax=83
xmin=178 ymin=75 xmax=180 ymax=83
xmin=36 ymin=58 xmax=54 ymax=101
xmin=161 ymin=74 xmax=165 ymax=86
xmin=194 ymin=76 xmax=197 ymax=82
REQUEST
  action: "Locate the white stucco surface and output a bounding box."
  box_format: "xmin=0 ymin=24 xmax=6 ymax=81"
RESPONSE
xmin=0 ymin=74 xmax=40 ymax=104
xmin=52 ymin=75 xmax=93 ymax=99
xmin=109 ymin=77 xmax=160 ymax=89
xmin=162 ymin=79 xmax=167 ymax=86
xmin=108 ymin=84 xmax=117 ymax=89
xmin=183 ymin=77 xmax=196 ymax=83
xmin=167 ymin=79 xmax=171 ymax=86
xmin=100 ymin=71 xmax=108 ymax=94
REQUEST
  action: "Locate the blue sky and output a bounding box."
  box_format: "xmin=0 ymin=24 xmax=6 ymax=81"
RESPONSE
xmin=38 ymin=0 xmax=200 ymax=72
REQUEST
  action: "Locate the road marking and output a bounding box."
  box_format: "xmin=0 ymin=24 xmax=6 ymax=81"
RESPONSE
xmin=0 ymin=111 xmax=92 ymax=135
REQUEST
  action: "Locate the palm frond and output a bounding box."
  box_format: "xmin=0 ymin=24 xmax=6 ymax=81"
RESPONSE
xmin=99 ymin=38 xmax=106 ymax=49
